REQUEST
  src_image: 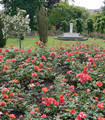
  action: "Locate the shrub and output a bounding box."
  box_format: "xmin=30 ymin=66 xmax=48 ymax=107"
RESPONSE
xmin=0 ymin=16 xmax=6 ymax=48
xmin=61 ymin=20 xmax=69 ymax=32
xmin=37 ymin=6 xmax=48 ymax=44
xmin=75 ymin=18 xmax=83 ymax=33
xmin=83 ymin=32 xmax=105 ymax=40
xmin=87 ymin=18 xmax=94 ymax=34
xmin=96 ymin=17 xmax=105 ymax=34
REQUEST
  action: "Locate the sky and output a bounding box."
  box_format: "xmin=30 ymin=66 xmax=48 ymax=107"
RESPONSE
xmin=73 ymin=0 xmax=104 ymax=9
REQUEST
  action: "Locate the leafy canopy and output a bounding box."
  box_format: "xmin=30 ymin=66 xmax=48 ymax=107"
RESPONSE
xmin=48 ymin=2 xmax=89 ymax=28
xmin=2 ymin=8 xmax=31 ymax=39
xmin=2 ymin=0 xmax=46 ymax=30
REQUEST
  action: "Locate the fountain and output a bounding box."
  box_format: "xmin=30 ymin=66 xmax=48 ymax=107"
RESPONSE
xmin=56 ymin=23 xmax=88 ymax=41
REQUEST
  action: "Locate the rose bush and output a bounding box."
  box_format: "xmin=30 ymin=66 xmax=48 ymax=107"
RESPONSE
xmin=0 ymin=40 xmax=105 ymax=119
xmin=83 ymin=32 xmax=105 ymax=40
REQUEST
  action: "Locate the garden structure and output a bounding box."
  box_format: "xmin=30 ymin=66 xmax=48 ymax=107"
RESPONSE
xmin=56 ymin=23 xmax=88 ymax=41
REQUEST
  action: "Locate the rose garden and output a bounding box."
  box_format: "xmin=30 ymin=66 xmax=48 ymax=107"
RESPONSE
xmin=0 ymin=0 xmax=105 ymax=120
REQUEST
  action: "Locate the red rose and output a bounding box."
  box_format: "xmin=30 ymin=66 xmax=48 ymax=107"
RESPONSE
xmin=97 ymin=102 xmax=104 ymax=109
xmin=69 ymin=109 xmax=76 ymax=114
xmin=96 ymin=82 xmax=103 ymax=87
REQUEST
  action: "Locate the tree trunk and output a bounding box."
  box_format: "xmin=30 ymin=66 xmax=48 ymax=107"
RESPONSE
xmin=19 ymin=37 xmax=21 ymax=48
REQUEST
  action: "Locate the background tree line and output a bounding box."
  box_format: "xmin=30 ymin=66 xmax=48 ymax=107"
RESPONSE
xmin=2 ymin=0 xmax=89 ymax=31
xmin=1 ymin=0 xmax=105 ymax=38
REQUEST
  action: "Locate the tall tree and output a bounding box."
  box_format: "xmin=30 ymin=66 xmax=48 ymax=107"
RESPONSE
xmin=37 ymin=6 xmax=48 ymax=44
xmin=87 ymin=18 xmax=94 ymax=34
xmin=0 ymin=16 xmax=6 ymax=48
xmin=49 ymin=2 xmax=89 ymax=28
xmin=2 ymin=0 xmax=46 ymax=30
xmin=102 ymin=0 xmax=105 ymax=16
xmin=75 ymin=18 xmax=83 ymax=33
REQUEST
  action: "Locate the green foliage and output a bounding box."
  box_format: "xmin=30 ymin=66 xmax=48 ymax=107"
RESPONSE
xmin=2 ymin=0 xmax=46 ymax=30
xmin=90 ymin=13 xmax=101 ymax=21
xmin=96 ymin=18 xmax=101 ymax=32
xmin=102 ymin=0 xmax=105 ymax=16
xmin=47 ymin=0 xmax=75 ymax=8
xmin=96 ymin=17 xmax=105 ymax=33
xmin=2 ymin=8 xmax=31 ymax=48
xmin=47 ymin=0 xmax=60 ymax=8
xmin=61 ymin=20 xmax=69 ymax=32
xmin=49 ymin=2 xmax=71 ymax=27
xmin=87 ymin=18 xmax=94 ymax=34
xmin=99 ymin=17 xmax=105 ymax=33
xmin=0 ymin=16 xmax=6 ymax=48
xmin=102 ymin=8 xmax=105 ymax=16
xmin=75 ymin=19 xmax=83 ymax=33
xmin=73 ymin=6 xmax=89 ymax=20
xmin=100 ymin=21 xmax=105 ymax=33
xmin=2 ymin=8 xmax=31 ymax=39
xmin=37 ymin=6 xmax=48 ymax=44
xmin=48 ymin=2 xmax=89 ymax=28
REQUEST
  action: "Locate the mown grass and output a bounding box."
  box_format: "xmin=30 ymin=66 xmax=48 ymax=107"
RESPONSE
xmin=5 ymin=35 xmax=105 ymax=49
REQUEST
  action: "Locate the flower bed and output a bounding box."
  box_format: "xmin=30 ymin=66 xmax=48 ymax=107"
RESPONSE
xmin=83 ymin=32 xmax=105 ymax=40
xmin=0 ymin=41 xmax=105 ymax=120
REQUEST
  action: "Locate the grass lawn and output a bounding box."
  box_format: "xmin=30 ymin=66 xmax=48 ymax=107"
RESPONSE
xmin=5 ymin=36 xmax=105 ymax=48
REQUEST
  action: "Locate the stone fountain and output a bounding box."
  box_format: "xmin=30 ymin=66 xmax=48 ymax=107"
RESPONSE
xmin=56 ymin=23 xmax=88 ymax=41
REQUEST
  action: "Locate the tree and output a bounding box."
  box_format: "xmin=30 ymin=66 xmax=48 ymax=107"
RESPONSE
xmin=2 ymin=0 xmax=46 ymax=30
xmin=2 ymin=8 xmax=31 ymax=48
xmin=48 ymin=2 xmax=89 ymax=29
xmin=61 ymin=20 xmax=69 ymax=32
xmin=0 ymin=16 xmax=6 ymax=48
xmin=96 ymin=17 xmax=105 ymax=33
xmin=100 ymin=21 xmax=105 ymax=33
xmin=90 ymin=13 xmax=101 ymax=21
xmin=87 ymin=18 xmax=94 ymax=34
xmin=49 ymin=2 xmax=71 ymax=27
xmin=75 ymin=19 xmax=83 ymax=33
xmin=96 ymin=18 xmax=101 ymax=32
xmin=47 ymin=0 xmax=60 ymax=8
xmin=72 ymin=6 xmax=89 ymax=20
xmin=102 ymin=0 xmax=105 ymax=16
xmin=37 ymin=6 xmax=48 ymax=44
xmin=46 ymin=0 xmax=75 ymax=8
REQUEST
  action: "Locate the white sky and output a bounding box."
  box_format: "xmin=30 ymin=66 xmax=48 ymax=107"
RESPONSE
xmin=74 ymin=0 xmax=104 ymax=9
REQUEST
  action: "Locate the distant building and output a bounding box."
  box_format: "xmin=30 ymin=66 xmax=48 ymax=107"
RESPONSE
xmin=86 ymin=8 xmax=102 ymax=14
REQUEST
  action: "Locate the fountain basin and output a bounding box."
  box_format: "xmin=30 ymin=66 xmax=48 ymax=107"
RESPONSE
xmin=64 ymin=33 xmax=79 ymax=37
xmin=55 ymin=33 xmax=88 ymax=41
